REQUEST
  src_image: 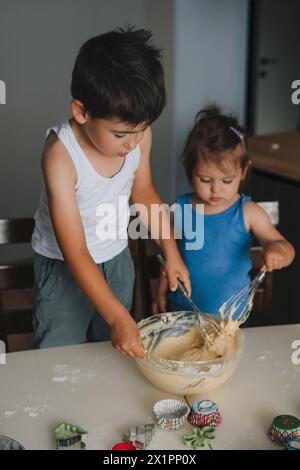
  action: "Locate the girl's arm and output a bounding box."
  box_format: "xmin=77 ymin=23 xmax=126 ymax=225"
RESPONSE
xmin=245 ymin=201 xmax=295 ymax=271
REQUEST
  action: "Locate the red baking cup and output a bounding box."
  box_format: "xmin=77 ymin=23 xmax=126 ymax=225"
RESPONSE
xmin=187 ymin=399 xmax=222 ymax=428
xmin=112 ymin=442 xmax=137 ymax=450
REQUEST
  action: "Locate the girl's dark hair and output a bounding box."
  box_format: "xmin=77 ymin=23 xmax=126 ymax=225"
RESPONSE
xmin=71 ymin=26 xmax=166 ymax=124
xmin=182 ymin=104 xmax=249 ymax=184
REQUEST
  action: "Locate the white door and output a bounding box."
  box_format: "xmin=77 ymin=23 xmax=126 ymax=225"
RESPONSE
xmin=252 ymin=0 xmax=300 ymax=135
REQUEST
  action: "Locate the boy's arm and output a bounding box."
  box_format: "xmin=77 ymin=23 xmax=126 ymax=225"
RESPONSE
xmin=42 ymin=137 xmax=145 ymax=358
xmin=131 ymin=127 xmax=191 ymax=295
xmin=245 ymin=201 xmax=295 ymax=271
xmin=151 ymin=209 xmax=177 ymax=314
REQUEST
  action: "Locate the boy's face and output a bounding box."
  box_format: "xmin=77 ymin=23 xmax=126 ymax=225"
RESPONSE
xmin=192 ymin=149 xmax=249 ymax=209
xmin=83 ymin=117 xmax=148 ymax=157
xmin=72 ymin=100 xmax=148 ymax=157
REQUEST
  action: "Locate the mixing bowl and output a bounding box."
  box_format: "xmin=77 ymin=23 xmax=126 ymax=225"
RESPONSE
xmin=136 ymin=311 xmax=244 ymax=396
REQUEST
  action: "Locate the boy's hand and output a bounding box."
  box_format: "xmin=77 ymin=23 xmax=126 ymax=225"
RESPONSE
xmin=261 ymin=244 xmax=289 ymax=272
xmin=163 ymin=253 xmax=191 ymax=296
xmin=110 ymin=314 xmax=145 ymax=359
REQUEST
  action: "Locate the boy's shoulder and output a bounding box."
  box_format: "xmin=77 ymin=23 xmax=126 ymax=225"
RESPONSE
xmin=41 ymin=131 xmax=76 ymax=183
xmin=43 ymin=131 xmax=67 ymax=159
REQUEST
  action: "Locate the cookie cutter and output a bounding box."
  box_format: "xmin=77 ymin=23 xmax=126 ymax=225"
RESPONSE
xmin=54 ymin=422 xmax=88 ymax=450
xmin=123 ymin=423 xmax=155 ymax=450
xmin=183 ymin=426 xmax=216 ymax=450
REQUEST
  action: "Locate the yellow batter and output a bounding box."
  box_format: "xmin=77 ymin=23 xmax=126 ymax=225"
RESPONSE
xmin=153 ymin=323 xmax=238 ymax=362
xmin=152 ymin=295 xmax=251 ymax=363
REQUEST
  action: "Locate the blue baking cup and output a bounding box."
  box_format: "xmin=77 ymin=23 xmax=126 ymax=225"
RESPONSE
xmin=286 ymin=437 xmax=300 ymax=450
xmin=188 ymin=399 xmax=222 ymax=428
xmin=191 ymin=400 xmax=218 ymax=414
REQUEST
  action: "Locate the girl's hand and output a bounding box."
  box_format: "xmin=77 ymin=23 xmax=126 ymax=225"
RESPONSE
xmin=261 ymin=244 xmax=290 ymax=272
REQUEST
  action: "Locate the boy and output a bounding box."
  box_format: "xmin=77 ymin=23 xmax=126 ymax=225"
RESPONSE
xmin=32 ymin=27 xmax=190 ymax=357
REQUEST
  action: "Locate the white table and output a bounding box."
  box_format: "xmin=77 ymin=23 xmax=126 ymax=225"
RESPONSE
xmin=0 ymin=324 xmax=299 ymax=450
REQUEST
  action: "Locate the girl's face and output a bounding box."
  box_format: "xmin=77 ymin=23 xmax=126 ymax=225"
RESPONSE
xmin=192 ymin=152 xmax=248 ymax=210
xmin=83 ymin=116 xmax=148 ymax=157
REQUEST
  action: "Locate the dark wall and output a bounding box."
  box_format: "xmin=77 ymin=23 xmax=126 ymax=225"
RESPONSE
xmin=248 ymin=169 xmax=300 ymax=325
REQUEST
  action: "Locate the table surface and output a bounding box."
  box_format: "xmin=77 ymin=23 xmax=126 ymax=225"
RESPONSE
xmin=248 ymin=132 xmax=300 ymax=182
xmin=0 ymin=324 xmax=300 ymax=450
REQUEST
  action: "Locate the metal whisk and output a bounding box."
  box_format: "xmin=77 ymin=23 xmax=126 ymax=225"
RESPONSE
xmin=156 ymin=254 xmax=221 ymax=342
xmin=219 ymin=270 xmax=267 ymax=327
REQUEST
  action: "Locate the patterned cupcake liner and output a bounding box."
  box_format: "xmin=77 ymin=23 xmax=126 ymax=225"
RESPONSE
xmin=187 ymin=400 xmax=222 ymax=428
xmin=286 ymin=437 xmax=300 ymax=450
xmin=267 ymin=415 xmax=300 ymax=446
xmin=153 ymin=399 xmax=189 ymax=431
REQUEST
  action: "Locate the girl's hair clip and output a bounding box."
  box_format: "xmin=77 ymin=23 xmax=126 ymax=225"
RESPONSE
xmin=229 ymin=126 xmax=244 ymax=140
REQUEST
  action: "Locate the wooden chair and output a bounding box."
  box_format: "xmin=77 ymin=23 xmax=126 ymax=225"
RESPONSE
xmin=129 ymin=236 xmax=160 ymax=321
xmin=0 ymin=218 xmax=35 ymax=351
xmin=130 ymin=201 xmax=278 ymax=326
xmin=249 ymin=246 xmax=273 ymax=326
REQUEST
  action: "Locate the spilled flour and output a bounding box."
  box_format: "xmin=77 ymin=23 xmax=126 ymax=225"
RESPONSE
xmin=52 ymin=364 xmax=96 ymax=385
xmin=1 ymin=393 xmax=55 ymax=419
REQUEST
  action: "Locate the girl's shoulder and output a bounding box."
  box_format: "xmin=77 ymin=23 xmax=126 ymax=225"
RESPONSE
xmin=243 ymin=200 xmax=271 ymax=231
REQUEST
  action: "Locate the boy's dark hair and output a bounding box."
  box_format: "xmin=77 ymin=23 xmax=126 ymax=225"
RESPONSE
xmin=71 ymin=26 xmax=166 ymax=124
xmin=182 ymin=104 xmax=249 ymax=184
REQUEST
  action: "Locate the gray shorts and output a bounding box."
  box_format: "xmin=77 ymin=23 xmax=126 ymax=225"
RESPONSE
xmin=33 ymin=246 xmax=135 ymax=348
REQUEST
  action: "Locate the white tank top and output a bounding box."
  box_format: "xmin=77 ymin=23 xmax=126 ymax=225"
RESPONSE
xmin=32 ymin=120 xmax=141 ymax=263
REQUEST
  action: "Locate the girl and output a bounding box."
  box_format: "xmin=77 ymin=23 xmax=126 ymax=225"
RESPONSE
xmin=152 ymin=105 xmax=295 ymax=318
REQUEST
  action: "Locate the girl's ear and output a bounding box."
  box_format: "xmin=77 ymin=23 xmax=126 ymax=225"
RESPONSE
xmin=241 ymin=160 xmax=252 ymax=180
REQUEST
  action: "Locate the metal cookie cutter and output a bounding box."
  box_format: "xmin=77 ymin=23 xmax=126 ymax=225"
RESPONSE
xmin=54 ymin=423 xmax=88 ymax=450
xmin=123 ymin=423 xmax=155 ymax=450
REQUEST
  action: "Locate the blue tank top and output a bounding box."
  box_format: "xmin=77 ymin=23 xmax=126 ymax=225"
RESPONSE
xmin=168 ymin=193 xmax=253 ymax=318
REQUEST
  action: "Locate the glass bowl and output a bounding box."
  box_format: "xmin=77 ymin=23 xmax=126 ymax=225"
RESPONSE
xmin=136 ymin=311 xmax=244 ymax=396
xmin=0 ymin=435 xmax=25 ymax=450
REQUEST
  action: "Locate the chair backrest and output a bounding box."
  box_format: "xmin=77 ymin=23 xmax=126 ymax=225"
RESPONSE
xmin=0 ymin=218 xmax=35 ymax=351
xmin=248 ymin=200 xmax=278 ymax=325
xmin=129 ymin=236 xmax=160 ymax=321
xmin=249 ymin=246 xmax=273 ymax=326
xmin=0 ymin=218 xmax=34 ymax=244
